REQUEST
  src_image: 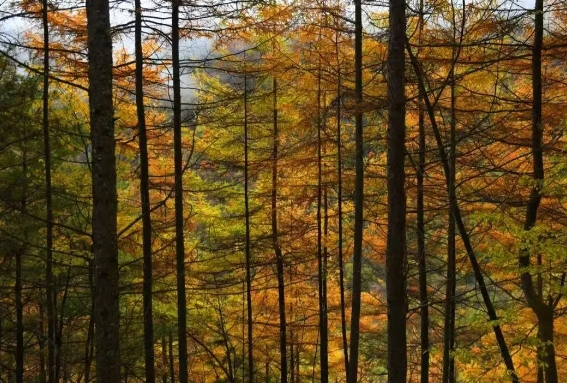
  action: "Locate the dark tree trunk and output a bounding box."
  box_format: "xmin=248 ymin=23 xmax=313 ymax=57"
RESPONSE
xmin=243 ymin=58 xmax=254 ymax=383
xmin=386 ymin=0 xmax=408 ymax=380
xmin=537 ymin=309 xmax=557 ymax=383
xmin=417 ymin=88 xmax=429 ymax=383
xmin=86 ymin=0 xmax=120 ymax=381
xmin=347 ymin=1 xmax=363 ymax=381
xmin=334 ymin=37 xmax=349 ymax=382
xmin=55 ymin=268 xmax=71 ymax=383
xmin=271 ymin=77 xmax=288 ymax=383
xmin=134 ymin=1 xmax=156 ymax=382
xmin=416 ymin=3 xmax=429 ymax=382
xmin=42 ymin=1 xmax=56 ymax=381
xmin=171 ymin=1 xmax=189 ymax=383
xmin=316 ymin=59 xmax=328 ymax=383
xmin=442 ymin=69 xmax=457 ymax=383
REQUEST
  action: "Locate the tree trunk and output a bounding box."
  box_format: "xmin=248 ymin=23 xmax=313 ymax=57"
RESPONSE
xmin=243 ymin=57 xmax=254 ymax=383
xmin=442 ymin=59 xmax=457 ymax=383
xmin=386 ymin=0 xmax=408 ymax=379
xmin=335 ymin=35 xmax=349 ymax=382
xmin=316 ymin=56 xmax=328 ymax=383
xmin=271 ymin=77 xmax=288 ymax=383
xmin=86 ymin=0 xmax=120 ymax=381
xmin=416 ymin=3 xmax=429 ymax=382
xmin=171 ymin=1 xmax=189 ymax=382
xmin=134 ymin=1 xmax=156 ymax=382
xmin=417 ymin=86 xmax=429 ymax=383
xmin=42 ymin=1 xmax=56 ymax=381
xmin=537 ymin=309 xmax=557 ymax=383
xmin=16 ymin=137 xmax=28 ymax=383
xmin=348 ymin=0 xmax=364 ymax=381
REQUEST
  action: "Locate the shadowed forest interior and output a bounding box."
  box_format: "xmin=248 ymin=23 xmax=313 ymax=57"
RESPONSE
xmin=0 ymin=0 xmax=566 ymax=382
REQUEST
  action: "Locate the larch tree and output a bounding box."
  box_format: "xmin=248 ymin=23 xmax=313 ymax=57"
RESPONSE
xmin=86 ymin=0 xmax=121 ymax=382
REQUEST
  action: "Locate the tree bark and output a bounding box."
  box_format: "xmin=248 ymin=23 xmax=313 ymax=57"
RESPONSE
xmin=347 ymin=0 xmax=363 ymax=381
xmin=41 ymin=1 xmax=56 ymax=381
xmin=243 ymin=57 xmax=254 ymax=383
xmin=316 ymin=55 xmax=328 ymax=383
xmin=334 ymin=34 xmax=349 ymax=382
xmin=416 ymin=3 xmax=429 ymax=382
xmin=386 ymin=0 xmax=408 ymax=380
xmin=86 ymin=0 xmax=120 ymax=381
xmin=171 ymin=1 xmax=189 ymax=382
xmin=134 ymin=1 xmax=156 ymax=382
xmin=271 ymin=77 xmax=288 ymax=383
xmin=442 ymin=53 xmax=457 ymax=383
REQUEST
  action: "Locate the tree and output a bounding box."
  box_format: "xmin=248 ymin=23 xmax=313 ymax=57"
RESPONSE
xmin=86 ymin=0 xmax=121 ymax=382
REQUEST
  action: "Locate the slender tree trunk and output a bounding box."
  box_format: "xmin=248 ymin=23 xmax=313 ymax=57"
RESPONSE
xmin=386 ymin=0 xmax=408 ymax=379
xmin=347 ymin=0 xmax=363 ymax=381
xmin=271 ymin=77 xmax=288 ymax=383
xmin=336 ymin=64 xmax=349 ymax=382
xmin=416 ymin=2 xmax=429 ymax=382
xmin=243 ymin=58 xmax=254 ymax=383
xmin=42 ymin=1 xmax=56 ymax=382
xmin=334 ymin=34 xmax=349 ymax=380
xmin=442 ymin=67 xmax=457 ymax=383
xmin=86 ymin=0 xmax=120 ymax=381
xmin=134 ymin=1 xmax=156 ymax=382
xmin=316 ymin=56 xmax=328 ymax=383
xmin=171 ymin=1 xmax=189 ymax=382
xmin=406 ymin=44 xmax=519 ymax=382
xmin=417 ymin=90 xmax=429 ymax=383
xmin=55 ymin=268 xmax=71 ymax=383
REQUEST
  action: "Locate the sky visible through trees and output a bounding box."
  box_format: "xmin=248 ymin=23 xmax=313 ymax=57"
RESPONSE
xmin=1 ymin=0 xmax=567 ymax=383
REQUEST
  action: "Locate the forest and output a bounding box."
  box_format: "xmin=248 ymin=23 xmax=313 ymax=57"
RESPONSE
xmin=0 ymin=0 xmax=566 ymax=382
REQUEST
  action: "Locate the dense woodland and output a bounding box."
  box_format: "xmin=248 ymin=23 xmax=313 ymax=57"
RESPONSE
xmin=0 ymin=0 xmax=566 ymax=382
